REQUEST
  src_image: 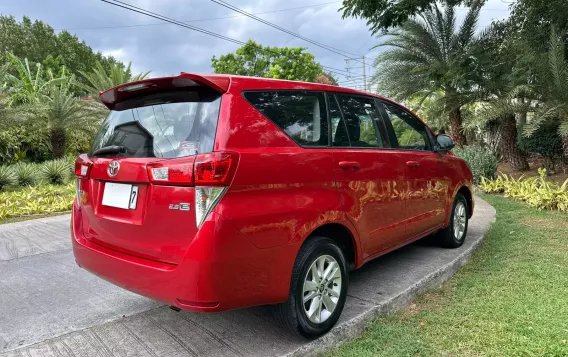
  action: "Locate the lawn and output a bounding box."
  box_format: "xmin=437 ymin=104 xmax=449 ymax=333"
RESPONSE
xmin=328 ymin=195 xmax=568 ymax=357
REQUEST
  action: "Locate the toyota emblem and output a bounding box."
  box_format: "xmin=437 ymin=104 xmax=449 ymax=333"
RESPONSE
xmin=107 ymin=161 xmax=120 ymax=177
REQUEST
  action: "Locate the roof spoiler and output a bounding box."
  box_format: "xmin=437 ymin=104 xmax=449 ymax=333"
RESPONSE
xmin=99 ymin=73 xmax=230 ymax=110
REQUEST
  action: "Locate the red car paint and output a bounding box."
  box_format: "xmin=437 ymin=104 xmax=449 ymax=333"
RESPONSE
xmin=71 ymin=73 xmax=473 ymax=312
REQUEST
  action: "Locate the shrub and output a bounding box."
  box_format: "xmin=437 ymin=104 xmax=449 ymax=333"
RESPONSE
xmin=0 ymin=166 xmax=17 ymax=190
xmin=13 ymin=163 xmax=38 ymax=186
xmin=518 ymin=120 xmax=563 ymax=172
xmin=0 ymin=183 xmax=75 ymax=220
xmin=40 ymin=159 xmax=72 ymax=184
xmin=0 ymin=124 xmax=51 ymax=165
xmin=480 ymin=168 xmax=568 ymax=212
xmin=453 ymin=146 xmax=498 ymax=184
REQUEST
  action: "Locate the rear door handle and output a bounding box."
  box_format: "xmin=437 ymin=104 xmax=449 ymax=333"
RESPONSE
xmin=406 ymin=161 xmax=420 ymax=168
xmin=338 ymin=161 xmax=360 ymax=169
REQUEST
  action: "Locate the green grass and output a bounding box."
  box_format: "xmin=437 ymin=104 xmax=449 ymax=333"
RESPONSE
xmin=0 ymin=182 xmax=75 ymax=223
xmin=328 ymin=195 xmax=568 ymax=357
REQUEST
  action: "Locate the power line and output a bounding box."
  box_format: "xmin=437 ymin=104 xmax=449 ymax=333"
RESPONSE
xmin=101 ymin=0 xmax=247 ymax=45
xmin=321 ymin=65 xmax=351 ymax=75
xmin=55 ymin=1 xmax=340 ymax=31
xmin=210 ymin=0 xmax=367 ymax=62
xmin=102 ymin=0 xmax=364 ymax=84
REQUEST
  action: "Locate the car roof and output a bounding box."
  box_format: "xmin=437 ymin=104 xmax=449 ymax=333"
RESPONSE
xmin=200 ymin=74 xmax=390 ymax=99
xmin=99 ymin=73 xmax=432 ymax=133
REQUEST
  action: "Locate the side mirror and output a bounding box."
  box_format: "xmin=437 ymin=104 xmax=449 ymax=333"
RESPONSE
xmin=435 ymin=134 xmax=455 ymax=152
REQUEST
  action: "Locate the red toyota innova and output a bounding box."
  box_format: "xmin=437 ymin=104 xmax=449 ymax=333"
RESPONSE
xmin=72 ymin=73 xmax=473 ymax=338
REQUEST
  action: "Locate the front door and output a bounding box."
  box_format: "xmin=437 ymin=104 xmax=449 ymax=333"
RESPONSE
xmin=380 ymin=101 xmax=450 ymax=240
xmin=329 ymin=93 xmax=407 ymax=261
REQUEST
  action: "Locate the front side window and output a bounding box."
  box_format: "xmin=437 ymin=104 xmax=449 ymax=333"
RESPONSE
xmin=382 ymin=102 xmax=432 ymax=151
xmin=243 ymin=91 xmax=328 ymax=147
xmin=335 ymin=94 xmax=385 ymax=148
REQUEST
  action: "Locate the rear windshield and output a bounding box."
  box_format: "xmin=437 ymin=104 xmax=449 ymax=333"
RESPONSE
xmin=90 ymin=91 xmax=221 ymax=158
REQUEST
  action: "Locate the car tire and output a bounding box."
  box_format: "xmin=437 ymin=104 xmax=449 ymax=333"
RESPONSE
xmin=437 ymin=193 xmax=469 ymax=248
xmin=273 ymin=236 xmax=348 ymax=338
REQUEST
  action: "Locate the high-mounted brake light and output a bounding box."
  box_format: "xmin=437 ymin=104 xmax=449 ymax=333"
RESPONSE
xmin=75 ymin=154 xmax=93 ymax=178
xmin=119 ymin=83 xmax=148 ymax=92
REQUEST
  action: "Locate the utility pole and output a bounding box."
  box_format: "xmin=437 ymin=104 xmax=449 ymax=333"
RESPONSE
xmin=344 ymin=56 xmax=371 ymax=91
xmin=362 ymin=56 xmax=367 ymax=92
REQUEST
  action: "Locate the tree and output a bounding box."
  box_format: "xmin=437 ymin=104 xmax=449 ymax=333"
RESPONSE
xmin=468 ymin=22 xmax=531 ymax=170
xmin=508 ymin=0 xmax=568 ymax=54
xmin=78 ymin=61 xmax=150 ymax=100
xmin=523 ymin=31 xmax=568 ymax=147
xmin=340 ymin=0 xmax=484 ymax=33
xmin=1 ymin=56 xmax=106 ymax=159
xmin=371 ymin=2 xmax=484 ymax=145
xmin=211 ymin=40 xmax=324 ymax=82
xmin=0 ymin=16 xmax=125 ymax=93
xmin=314 ymin=72 xmax=339 ymax=86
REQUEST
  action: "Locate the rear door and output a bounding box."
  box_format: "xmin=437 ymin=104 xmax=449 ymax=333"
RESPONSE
xmin=379 ymin=101 xmax=450 ymax=239
xmin=78 ymin=84 xmax=222 ymax=265
xmin=330 ymin=93 xmax=407 ymax=260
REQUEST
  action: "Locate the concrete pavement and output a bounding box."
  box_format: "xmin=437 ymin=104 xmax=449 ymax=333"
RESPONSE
xmin=0 ymin=198 xmax=495 ymax=357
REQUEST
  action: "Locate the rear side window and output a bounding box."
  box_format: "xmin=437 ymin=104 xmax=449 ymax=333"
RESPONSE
xmin=90 ymin=90 xmax=221 ymax=158
xmin=335 ymin=94 xmax=385 ymax=148
xmin=244 ymin=91 xmax=329 ymax=147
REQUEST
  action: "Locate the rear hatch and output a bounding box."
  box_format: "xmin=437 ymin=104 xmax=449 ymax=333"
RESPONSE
xmin=75 ymin=75 xmax=234 ymax=265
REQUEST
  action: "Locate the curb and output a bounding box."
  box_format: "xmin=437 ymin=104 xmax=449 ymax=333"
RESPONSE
xmin=286 ymin=197 xmax=496 ymax=357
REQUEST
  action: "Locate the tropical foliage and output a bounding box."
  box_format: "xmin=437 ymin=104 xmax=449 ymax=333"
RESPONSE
xmin=0 ymin=182 xmax=75 ymax=220
xmin=371 ymin=2 xmax=484 ymax=146
xmin=479 ymin=169 xmax=568 ymax=212
xmin=346 ymin=0 xmax=568 ymax=173
xmin=453 ymin=146 xmax=498 ymax=184
xmin=79 ymin=61 xmax=150 ymax=99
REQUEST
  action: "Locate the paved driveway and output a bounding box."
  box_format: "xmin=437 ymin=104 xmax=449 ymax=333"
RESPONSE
xmin=0 ymin=198 xmax=495 ymax=357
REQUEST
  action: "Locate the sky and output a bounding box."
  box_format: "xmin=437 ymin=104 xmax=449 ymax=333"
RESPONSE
xmin=0 ymin=0 xmax=511 ymax=90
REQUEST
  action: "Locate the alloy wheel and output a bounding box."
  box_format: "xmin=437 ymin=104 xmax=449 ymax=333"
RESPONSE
xmin=302 ymin=255 xmax=342 ymax=324
xmin=453 ymin=201 xmax=467 ymax=240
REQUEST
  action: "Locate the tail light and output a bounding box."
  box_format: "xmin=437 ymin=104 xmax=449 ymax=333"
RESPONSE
xmin=195 ymin=187 xmax=228 ymax=227
xmin=146 ymin=152 xmax=239 ymax=227
xmin=75 ymin=154 xmax=93 ymax=178
xmin=147 ymin=157 xmax=195 ymax=185
xmin=74 ymin=154 xmax=92 ymax=210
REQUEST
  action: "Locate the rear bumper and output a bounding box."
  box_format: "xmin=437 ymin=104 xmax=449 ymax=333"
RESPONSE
xmin=71 ymin=204 xmax=299 ymax=312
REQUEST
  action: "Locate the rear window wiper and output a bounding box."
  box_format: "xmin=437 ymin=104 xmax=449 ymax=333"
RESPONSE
xmin=92 ymin=145 xmax=125 ymax=157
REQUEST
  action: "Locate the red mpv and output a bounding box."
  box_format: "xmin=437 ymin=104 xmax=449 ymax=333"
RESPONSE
xmin=72 ymin=73 xmax=473 ymax=337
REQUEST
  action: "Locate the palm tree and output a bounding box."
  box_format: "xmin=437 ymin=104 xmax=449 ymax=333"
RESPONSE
xmin=523 ymin=31 xmax=568 ymax=142
xmin=371 ymin=2 xmax=484 ymax=146
xmin=474 ymin=29 xmax=568 ymax=168
xmin=79 ymin=61 xmax=150 ymax=100
xmin=467 ymin=22 xmax=531 ymax=171
xmin=36 ymin=80 xmax=106 ymax=158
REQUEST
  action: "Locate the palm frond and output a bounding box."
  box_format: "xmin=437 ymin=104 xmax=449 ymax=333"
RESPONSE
xmin=78 ymin=61 xmax=150 ymax=100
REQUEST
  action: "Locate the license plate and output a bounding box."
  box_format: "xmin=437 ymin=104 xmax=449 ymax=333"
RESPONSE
xmin=102 ymin=182 xmax=139 ymax=209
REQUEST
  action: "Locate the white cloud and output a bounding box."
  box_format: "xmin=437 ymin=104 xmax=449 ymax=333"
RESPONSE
xmin=3 ymin=0 xmax=511 ymax=90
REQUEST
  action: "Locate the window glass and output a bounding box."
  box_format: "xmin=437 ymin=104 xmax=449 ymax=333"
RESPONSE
xmin=243 ymin=91 xmax=328 ymax=146
xmin=383 ymin=102 xmax=431 ymax=151
xmin=90 ymin=95 xmax=221 ymax=158
xmin=330 ymin=96 xmax=349 ymax=146
xmin=335 ymin=94 xmax=384 ymax=148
